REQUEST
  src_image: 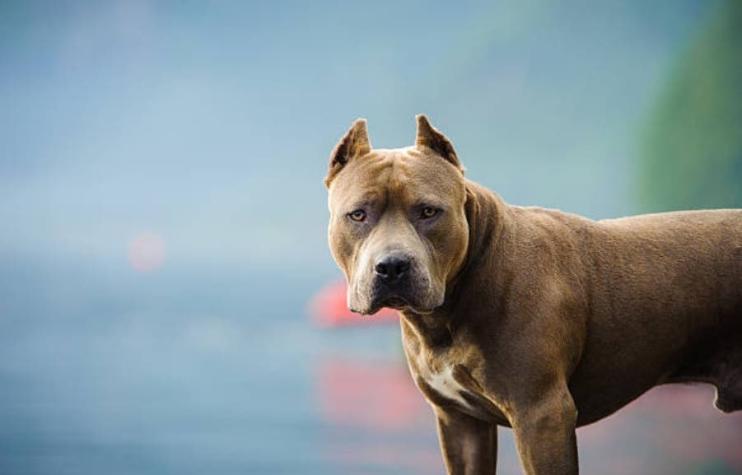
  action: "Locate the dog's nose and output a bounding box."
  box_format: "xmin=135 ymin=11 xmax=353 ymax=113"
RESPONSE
xmin=374 ymin=254 xmax=411 ymax=284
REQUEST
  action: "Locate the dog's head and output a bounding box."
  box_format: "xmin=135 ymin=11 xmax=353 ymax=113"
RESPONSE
xmin=325 ymin=115 xmax=469 ymax=315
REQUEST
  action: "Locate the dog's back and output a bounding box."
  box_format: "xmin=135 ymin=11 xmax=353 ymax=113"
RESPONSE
xmin=521 ymin=207 xmax=742 ymax=422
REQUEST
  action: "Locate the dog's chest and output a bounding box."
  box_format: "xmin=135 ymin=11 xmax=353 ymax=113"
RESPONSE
xmin=400 ymin=323 xmax=485 ymax=413
xmin=423 ymin=363 xmax=472 ymax=407
xmin=409 ymin=351 xmax=475 ymax=410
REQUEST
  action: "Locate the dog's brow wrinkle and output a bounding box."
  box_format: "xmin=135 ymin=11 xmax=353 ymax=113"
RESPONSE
xmin=384 ymin=157 xmax=404 ymax=204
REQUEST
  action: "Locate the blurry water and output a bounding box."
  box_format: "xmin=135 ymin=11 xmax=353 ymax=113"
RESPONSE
xmin=0 ymin=253 xmax=434 ymax=474
xmin=1 ymin=256 xmax=741 ymax=475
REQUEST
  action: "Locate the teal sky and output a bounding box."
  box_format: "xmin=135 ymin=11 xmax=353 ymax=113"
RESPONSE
xmin=0 ymin=0 xmax=714 ymax=276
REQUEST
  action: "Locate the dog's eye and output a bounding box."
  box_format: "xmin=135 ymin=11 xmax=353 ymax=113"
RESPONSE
xmin=420 ymin=207 xmax=439 ymax=219
xmin=348 ymin=209 xmax=367 ymax=222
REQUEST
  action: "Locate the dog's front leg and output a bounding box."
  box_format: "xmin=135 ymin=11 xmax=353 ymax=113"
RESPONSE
xmin=435 ymin=407 xmax=497 ymax=475
xmin=510 ymin=386 xmax=578 ymax=475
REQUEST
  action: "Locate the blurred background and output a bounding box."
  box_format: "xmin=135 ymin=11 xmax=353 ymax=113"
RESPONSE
xmin=1 ymin=0 xmax=741 ymax=474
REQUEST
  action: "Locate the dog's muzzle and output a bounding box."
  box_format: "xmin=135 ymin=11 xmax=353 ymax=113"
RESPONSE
xmin=367 ymin=251 xmax=426 ymax=311
xmin=374 ymin=252 xmax=411 ymax=286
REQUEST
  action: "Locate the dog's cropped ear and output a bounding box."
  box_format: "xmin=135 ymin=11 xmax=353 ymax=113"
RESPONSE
xmin=415 ymin=114 xmax=463 ymax=171
xmin=325 ymin=118 xmax=372 ymax=187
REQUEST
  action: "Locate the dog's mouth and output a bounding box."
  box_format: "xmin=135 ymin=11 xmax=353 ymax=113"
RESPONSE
xmin=349 ymin=273 xmax=441 ymax=316
xmin=381 ymin=296 xmax=409 ymax=309
xmin=353 ymin=295 xmax=436 ymax=316
xmin=374 ymin=295 xmax=436 ymax=315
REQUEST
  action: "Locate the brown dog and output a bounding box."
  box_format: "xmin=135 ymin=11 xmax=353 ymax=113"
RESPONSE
xmin=324 ymin=115 xmax=742 ymax=474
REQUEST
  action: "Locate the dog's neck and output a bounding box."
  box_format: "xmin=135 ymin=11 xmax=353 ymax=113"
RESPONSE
xmin=400 ymin=180 xmax=508 ymax=348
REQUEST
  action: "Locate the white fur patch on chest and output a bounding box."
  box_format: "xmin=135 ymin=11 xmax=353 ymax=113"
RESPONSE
xmin=423 ymin=365 xmax=472 ymax=408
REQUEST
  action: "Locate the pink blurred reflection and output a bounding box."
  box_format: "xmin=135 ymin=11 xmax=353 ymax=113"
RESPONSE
xmin=316 ymin=358 xmax=425 ymax=431
xmin=315 ymin=357 xmax=444 ymax=473
xmin=309 ymin=280 xmax=399 ymax=328
xmin=127 ymin=232 xmax=166 ymax=272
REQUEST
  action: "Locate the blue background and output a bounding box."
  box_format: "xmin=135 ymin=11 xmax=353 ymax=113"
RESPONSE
xmin=1 ymin=1 xmax=740 ymax=474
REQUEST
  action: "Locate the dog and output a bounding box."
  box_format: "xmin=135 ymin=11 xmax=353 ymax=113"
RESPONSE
xmin=324 ymin=115 xmax=742 ymax=474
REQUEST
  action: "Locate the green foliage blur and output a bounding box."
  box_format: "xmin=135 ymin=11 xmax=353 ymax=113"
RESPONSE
xmin=640 ymin=0 xmax=742 ymax=212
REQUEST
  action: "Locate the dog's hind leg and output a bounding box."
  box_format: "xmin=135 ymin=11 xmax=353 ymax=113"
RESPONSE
xmin=666 ymin=329 xmax=742 ymax=413
xmin=714 ymin=342 xmax=742 ymax=413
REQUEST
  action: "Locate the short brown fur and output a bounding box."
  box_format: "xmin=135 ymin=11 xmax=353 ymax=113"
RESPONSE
xmin=325 ymin=115 xmax=742 ymax=475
